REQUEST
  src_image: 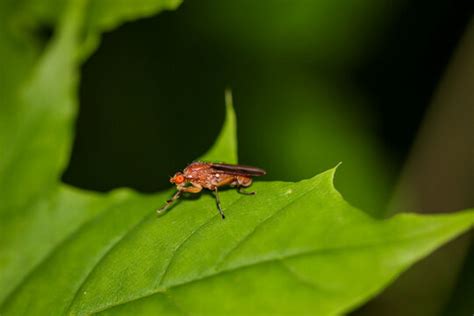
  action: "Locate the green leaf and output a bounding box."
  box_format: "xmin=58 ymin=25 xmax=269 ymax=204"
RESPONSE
xmin=2 ymin=164 xmax=473 ymax=315
xmin=0 ymin=1 xmax=473 ymax=316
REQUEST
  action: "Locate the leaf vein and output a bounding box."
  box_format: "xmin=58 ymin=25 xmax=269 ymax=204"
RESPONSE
xmin=278 ymin=260 xmax=328 ymax=294
xmin=215 ymin=185 xmax=317 ymax=269
xmin=65 ymin=208 xmax=155 ymax=315
xmin=158 ymin=195 xmax=246 ymax=286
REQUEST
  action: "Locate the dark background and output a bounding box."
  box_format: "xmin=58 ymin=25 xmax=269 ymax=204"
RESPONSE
xmin=62 ymin=0 xmax=473 ymax=314
xmin=63 ymin=0 xmax=470 ymax=211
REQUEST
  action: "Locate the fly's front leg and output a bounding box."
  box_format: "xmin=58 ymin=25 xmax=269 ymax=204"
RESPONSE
xmin=157 ymin=183 xmax=202 ymax=216
xmin=181 ymin=183 xmax=203 ymax=193
xmin=157 ymin=190 xmax=182 ymax=215
xmin=214 ymin=188 xmax=225 ymax=219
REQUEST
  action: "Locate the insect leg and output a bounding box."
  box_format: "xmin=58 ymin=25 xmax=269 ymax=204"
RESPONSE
xmin=238 ymin=186 xmax=256 ymax=195
xmin=157 ymin=190 xmax=182 ymax=215
xmin=214 ymin=188 xmax=226 ymax=219
xmin=237 ymin=176 xmax=255 ymax=195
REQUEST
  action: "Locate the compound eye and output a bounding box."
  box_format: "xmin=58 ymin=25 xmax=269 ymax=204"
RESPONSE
xmin=175 ymin=175 xmax=185 ymax=184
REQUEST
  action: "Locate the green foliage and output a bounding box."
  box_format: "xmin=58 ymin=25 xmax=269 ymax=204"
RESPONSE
xmin=0 ymin=1 xmax=473 ymax=315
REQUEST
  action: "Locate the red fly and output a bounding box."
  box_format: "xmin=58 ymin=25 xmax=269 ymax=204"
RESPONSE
xmin=157 ymin=161 xmax=266 ymax=219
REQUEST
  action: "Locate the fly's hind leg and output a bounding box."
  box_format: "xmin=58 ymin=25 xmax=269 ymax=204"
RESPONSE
xmin=238 ymin=187 xmax=255 ymax=195
xmin=236 ymin=176 xmax=255 ymax=195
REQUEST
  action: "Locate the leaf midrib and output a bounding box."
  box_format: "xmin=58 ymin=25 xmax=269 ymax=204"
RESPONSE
xmin=156 ymin=195 xmax=247 ymax=287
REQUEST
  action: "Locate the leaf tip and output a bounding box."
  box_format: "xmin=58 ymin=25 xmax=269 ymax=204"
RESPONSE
xmin=197 ymin=89 xmax=238 ymax=163
xmin=170 ymin=0 xmax=184 ymax=10
xmin=224 ymin=88 xmax=233 ymax=109
xmin=302 ymin=162 xmax=342 ymax=196
xmin=328 ymin=161 xmax=342 ymax=183
xmin=224 ymin=88 xmax=237 ymax=133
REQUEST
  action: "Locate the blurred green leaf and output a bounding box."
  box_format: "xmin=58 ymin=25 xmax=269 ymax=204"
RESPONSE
xmin=0 ymin=0 xmax=181 ymax=306
xmin=189 ymin=0 xmax=396 ymax=66
xmin=0 ymin=1 xmax=473 ymax=315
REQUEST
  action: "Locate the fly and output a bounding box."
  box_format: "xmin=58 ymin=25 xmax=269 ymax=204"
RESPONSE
xmin=157 ymin=161 xmax=266 ymax=219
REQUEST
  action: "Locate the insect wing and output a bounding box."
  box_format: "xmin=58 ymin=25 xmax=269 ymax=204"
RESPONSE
xmin=210 ymin=163 xmax=266 ymax=176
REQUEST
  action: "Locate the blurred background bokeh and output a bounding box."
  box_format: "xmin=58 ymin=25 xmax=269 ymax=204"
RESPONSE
xmin=61 ymin=0 xmax=473 ymax=315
